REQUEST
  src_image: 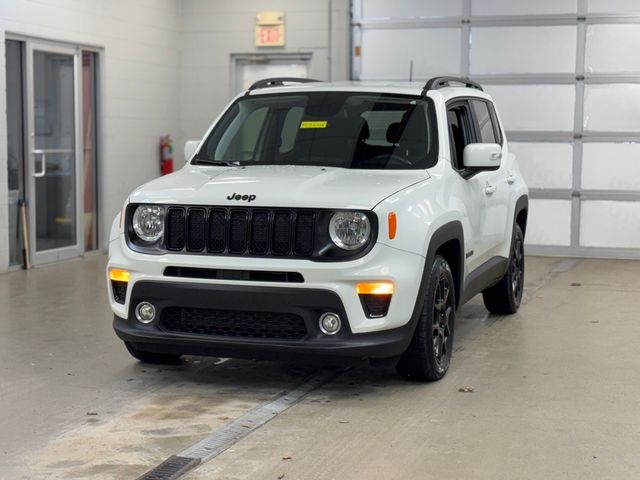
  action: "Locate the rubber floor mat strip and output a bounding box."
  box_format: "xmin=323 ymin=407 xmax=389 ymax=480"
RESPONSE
xmin=136 ymin=368 xmax=342 ymax=479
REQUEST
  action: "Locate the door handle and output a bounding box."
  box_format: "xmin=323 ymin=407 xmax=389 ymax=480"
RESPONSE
xmin=31 ymin=148 xmax=72 ymax=178
xmin=484 ymin=184 xmax=496 ymax=196
xmin=33 ymin=150 xmax=46 ymax=178
xmin=506 ymin=171 xmax=516 ymax=185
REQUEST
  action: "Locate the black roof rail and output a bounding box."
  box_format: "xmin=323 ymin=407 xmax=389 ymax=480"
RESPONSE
xmin=247 ymin=77 xmax=322 ymax=91
xmin=422 ymin=76 xmax=483 ymax=94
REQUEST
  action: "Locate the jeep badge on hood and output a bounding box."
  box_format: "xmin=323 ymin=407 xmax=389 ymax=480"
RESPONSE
xmin=227 ymin=193 xmax=256 ymax=202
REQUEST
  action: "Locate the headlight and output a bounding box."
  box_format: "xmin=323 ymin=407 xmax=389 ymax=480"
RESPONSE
xmin=329 ymin=211 xmax=371 ymax=250
xmin=132 ymin=205 xmax=165 ymax=243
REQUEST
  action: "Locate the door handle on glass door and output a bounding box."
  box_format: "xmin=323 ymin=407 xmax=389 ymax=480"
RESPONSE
xmin=32 ymin=150 xmax=46 ymax=178
xmin=484 ymin=183 xmax=496 ymax=196
xmin=31 ymin=149 xmax=72 ymax=178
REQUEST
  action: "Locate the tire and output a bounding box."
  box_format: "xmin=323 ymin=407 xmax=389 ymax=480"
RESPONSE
xmin=482 ymin=224 xmax=525 ymax=315
xmin=124 ymin=342 xmax=182 ymax=364
xmin=396 ymin=255 xmax=455 ymax=382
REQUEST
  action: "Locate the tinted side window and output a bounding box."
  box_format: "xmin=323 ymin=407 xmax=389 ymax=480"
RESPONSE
xmin=447 ymin=102 xmax=475 ymax=170
xmin=471 ymin=100 xmax=497 ymax=144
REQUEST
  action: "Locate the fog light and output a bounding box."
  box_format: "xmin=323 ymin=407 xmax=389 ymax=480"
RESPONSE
xmin=135 ymin=301 xmax=156 ymax=324
xmin=319 ymin=312 xmax=341 ymax=335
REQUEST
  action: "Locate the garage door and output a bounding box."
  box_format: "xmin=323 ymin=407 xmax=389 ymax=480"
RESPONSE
xmin=352 ymin=0 xmax=640 ymax=259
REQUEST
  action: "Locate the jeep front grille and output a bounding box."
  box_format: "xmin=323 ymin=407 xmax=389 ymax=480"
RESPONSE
xmin=126 ymin=204 xmax=377 ymax=261
xmin=165 ymin=206 xmax=316 ymax=257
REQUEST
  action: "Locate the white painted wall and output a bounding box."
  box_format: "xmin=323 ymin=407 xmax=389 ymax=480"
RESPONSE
xmin=0 ymin=0 xmax=181 ymax=271
xmin=177 ymin=0 xmax=350 ymax=151
xmin=0 ymin=0 xmax=350 ymax=272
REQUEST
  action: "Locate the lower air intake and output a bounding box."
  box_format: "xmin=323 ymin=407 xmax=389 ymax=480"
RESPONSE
xmin=160 ymin=307 xmax=307 ymax=339
xmin=359 ymin=294 xmax=392 ymax=318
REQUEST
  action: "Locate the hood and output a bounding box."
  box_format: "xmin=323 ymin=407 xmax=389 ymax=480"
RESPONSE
xmin=129 ymin=164 xmax=430 ymax=210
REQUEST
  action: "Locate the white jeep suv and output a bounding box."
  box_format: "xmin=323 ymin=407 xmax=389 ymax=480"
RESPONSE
xmin=107 ymin=76 xmax=528 ymax=381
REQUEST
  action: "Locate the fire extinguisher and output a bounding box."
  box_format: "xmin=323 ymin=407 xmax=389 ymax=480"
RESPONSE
xmin=160 ymin=134 xmax=174 ymax=176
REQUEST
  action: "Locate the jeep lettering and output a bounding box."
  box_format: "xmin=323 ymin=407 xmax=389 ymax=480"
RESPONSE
xmin=226 ymin=193 xmax=256 ymax=202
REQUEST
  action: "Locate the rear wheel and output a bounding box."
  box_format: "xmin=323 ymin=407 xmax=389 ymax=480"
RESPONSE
xmin=482 ymin=224 xmax=525 ymax=315
xmin=124 ymin=342 xmax=182 ymax=364
xmin=396 ymin=255 xmax=455 ymax=382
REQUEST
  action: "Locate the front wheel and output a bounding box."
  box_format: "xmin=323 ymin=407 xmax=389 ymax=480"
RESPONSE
xmin=124 ymin=342 xmax=182 ymax=364
xmin=396 ymin=255 xmax=455 ymax=382
xmin=482 ymin=224 xmax=525 ymax=315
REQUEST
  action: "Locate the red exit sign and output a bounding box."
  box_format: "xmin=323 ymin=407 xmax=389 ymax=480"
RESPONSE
xmin=256 ymin=26 xmax=284 ymax=47
xmin=255 ymin=11 xmax=285 ymax=47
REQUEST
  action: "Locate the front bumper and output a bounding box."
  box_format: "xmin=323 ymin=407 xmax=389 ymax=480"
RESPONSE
xmin=114 ymin=280 xmax=416 ymax=361
xmin=108 ymin=234 xmax=425 ymax=334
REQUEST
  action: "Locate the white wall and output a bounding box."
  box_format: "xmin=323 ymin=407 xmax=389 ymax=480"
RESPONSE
xmin=0 ymin=0 xmax=350 ymax=272
xmin=0 ymin=0 xmax=181 ymax=271
xmin=178 ymin=0 xmax=350 ymax=149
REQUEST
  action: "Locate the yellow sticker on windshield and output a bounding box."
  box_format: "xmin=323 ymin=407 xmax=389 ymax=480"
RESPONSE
xmin=300 ymin=121 xmax=327 ymax=129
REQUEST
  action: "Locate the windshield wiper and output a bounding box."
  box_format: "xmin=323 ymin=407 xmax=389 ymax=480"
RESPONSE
xmin=192 ymin=156 xmax=240 ymax=166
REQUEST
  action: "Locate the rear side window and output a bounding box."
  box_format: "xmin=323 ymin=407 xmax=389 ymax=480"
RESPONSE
xmin=360 ymin=110 xmax=405 ymax=145
xmin=471 ymin=100 xmax=501 ymax=145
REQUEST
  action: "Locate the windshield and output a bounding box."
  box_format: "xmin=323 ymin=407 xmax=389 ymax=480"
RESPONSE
xmin=194 ymin=92 xmax=439 ymax=170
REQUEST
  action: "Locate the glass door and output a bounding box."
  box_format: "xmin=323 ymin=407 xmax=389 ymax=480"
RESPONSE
xmin=25 ymin=42 xmax=82 ymax=265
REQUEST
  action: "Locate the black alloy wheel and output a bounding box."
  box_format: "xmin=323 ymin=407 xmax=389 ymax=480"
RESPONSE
xmin=432 ymin=272 xmax=454 ymax=373
xmin=482 ymin=224 xmax=525 ymax=315
xmin=510 ymin=231 xmax=525 ymax=305
xmin=396 ymin=255 xmax=456 ymax=381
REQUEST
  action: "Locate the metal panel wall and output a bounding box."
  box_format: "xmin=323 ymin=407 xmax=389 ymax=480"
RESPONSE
xmin=352 ymin=0 xmax=640 ymax=258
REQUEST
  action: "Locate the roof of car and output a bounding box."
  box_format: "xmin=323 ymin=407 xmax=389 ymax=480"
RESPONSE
xmin=245 ymin=79 xmax=492 ymax=102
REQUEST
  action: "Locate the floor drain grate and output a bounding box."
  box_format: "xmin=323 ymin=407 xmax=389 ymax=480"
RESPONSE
xmin=136 ymin=455 xmax=200 ymax=480
xmin=135 ymin=368 xmax=343 ymax=479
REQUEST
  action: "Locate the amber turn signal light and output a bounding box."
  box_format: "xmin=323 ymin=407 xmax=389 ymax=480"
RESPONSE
xmin=356 ymin=282 xmax=394 ymax=295
xmin=388 ymin=212 xmax=397 ymax=240
xmin=109 ymin=268 xmax=131 ymax=283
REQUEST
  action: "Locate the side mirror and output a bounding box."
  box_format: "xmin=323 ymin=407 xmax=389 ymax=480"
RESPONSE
xmin=463 ymin=143 xmax=502 ymax=170
xmin=184 ymin=140 xmax=200 ymax=163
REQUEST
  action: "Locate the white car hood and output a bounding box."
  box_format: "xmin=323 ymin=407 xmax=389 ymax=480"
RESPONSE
xmin=129 ymin=165 xmax=430 ymax=210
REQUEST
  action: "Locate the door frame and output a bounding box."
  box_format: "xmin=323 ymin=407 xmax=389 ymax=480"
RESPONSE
xmin=230 ymin=53 xmax=312 ymax=97
xmin=6 ymin=33 xmax=103 ymax=266
xmin=25 ymin=40 xmax=83 ymax=265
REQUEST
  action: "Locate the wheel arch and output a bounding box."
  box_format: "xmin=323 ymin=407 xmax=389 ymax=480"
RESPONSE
xmin=514 ymin=194 xmax=528 ymax=238
xmin=425 ymin=221 xmax=465 ymax=309
xmin=389 ymin=220 xmax=465 ymax=357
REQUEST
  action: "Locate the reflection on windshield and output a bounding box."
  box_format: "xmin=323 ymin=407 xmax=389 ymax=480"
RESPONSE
xmin=195 ymin=92 xmax=439 ymax=170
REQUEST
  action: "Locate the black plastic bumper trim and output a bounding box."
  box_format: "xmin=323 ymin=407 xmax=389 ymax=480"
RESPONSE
xmin=164 ymin=266 xmax=304 ymax=283
xmin=113 ymin=280 xmax=415 ymax=362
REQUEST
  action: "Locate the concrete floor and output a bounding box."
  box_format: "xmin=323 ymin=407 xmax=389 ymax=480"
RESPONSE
xmin=1 ymin=255 xmax=639 ymax=479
